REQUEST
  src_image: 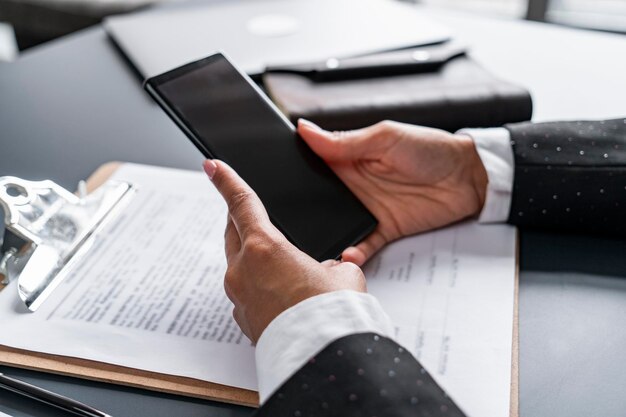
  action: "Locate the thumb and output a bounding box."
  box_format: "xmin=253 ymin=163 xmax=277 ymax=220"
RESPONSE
xmin=340 ymin=230 xmax=389 ymax=266
xmin=297 ymin=119 xmax=383 ymax=161
xmin=203 ymin=160 xmax=270 ymax=239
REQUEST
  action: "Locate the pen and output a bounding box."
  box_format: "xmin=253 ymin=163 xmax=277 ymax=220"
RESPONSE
xmin=0 ymin=372 xmax=112 ymax=417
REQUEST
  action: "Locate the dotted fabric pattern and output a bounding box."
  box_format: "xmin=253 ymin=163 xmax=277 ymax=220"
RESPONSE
xmin=505 ymin=118 xmax=626 ymax=234
xmin=255 ymin=333 xmax=466 ymax=417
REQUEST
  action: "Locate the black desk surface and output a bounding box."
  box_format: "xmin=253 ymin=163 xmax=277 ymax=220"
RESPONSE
xmin=1 ymin=8 xmax=626 ymax=417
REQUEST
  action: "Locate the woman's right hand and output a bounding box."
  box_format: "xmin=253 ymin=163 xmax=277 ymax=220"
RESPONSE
xmin=298 ymin=119 xmax=488 ymax=266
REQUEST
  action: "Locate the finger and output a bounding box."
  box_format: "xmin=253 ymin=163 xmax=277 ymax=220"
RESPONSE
xmin=321 ymin=259 xmax=341 ymax=267
xmin=331 ymin=261 xmax=367 ymax=292
xmin=298 ymin=119 xmax=387 ymax=161
xmin=204 ymin=160 xmax=271 ymax=239
xmin=224 ymin=215 xmax=241 ymax=261
xmin=341 ymin=230 xmax=388 ymax=266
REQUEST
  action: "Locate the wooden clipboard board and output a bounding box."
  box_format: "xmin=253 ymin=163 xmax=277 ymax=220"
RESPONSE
xmin=0 ymin=162 xmax=519 ymax=416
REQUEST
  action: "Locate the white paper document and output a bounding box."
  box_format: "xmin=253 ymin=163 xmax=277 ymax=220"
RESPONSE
xmin=0 ymin=164 xmax=516 ymax=417
xmin=363 ymin=221 xmax=517 ymax=417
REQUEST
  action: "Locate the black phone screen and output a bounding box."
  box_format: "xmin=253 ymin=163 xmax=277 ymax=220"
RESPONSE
xmin=145 ymin=54 xmax=377 ymax=261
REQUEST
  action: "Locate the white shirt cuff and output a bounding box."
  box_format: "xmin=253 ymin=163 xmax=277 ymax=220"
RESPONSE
xmin=457 ymin=128 xmax=514 ymax=223
xmin=255 ymin=290 xmax=395 ymax=404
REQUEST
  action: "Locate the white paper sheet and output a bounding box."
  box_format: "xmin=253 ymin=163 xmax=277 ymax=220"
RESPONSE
xmin=0 ymin=164 xmax=516 ymax=416
xmin=363 ymin=221 xmax=517 ymax=417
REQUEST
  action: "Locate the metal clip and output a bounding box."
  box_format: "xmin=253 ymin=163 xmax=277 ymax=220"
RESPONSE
xmin=0 ymin=176 xmax=135 ymax=311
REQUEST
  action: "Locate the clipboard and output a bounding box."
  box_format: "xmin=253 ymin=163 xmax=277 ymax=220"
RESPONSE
xmin=0 ymin=162 xmax=258 ymax=408
xmin=0 ymin=162 xmax=518 ymax=415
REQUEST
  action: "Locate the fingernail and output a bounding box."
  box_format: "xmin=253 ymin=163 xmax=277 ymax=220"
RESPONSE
xmin=298 ymin=118 xmax=322 ymax=131
xmin=203 ymin=160 xmax=217 ymax=179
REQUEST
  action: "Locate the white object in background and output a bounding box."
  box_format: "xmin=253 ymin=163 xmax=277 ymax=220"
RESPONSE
xmin=0 ymin=23 xmax=18 ymax=62
xmin=246 ymin=14 xmax=301 ymax=38
xmin=104 ymin=0 xmax=451 ymax=77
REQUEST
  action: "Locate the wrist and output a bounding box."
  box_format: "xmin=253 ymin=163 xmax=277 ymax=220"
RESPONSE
xmin=255 ymin=290 xmax=394 ymax=403
xmin=455 ymin=134 xmax=488 ymax=217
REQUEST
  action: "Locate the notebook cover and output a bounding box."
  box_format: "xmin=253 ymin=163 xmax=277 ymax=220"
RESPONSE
xmin=264 ymin=54 xmax=533 ymax=133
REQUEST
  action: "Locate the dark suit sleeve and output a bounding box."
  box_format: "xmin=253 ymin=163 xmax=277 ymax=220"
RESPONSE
xmin=254 ymin=333 xmax=466 ymax=417
xmin=505 ymin=118 xmax=626 ymax=235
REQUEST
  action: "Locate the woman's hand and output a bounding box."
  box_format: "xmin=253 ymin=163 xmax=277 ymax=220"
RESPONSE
xmin=298 ymin=120 xmax=488 ymax=266
xmin=204 ymin=160 xmax=366 ymax=344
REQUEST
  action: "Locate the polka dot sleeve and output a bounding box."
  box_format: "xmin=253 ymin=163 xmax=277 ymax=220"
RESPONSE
xmin=505 ymin=118 xmax=626 ymax=235
xmin=255 ymin=333 xmax=466 ymax=417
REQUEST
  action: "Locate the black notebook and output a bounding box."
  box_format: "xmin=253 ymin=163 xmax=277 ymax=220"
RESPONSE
xmin=263 ymin=43 xmax=533 ymax=132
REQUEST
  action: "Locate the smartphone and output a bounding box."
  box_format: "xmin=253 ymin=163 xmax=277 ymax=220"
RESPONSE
xmin=144 ymin=53 xmax=377 ymax=261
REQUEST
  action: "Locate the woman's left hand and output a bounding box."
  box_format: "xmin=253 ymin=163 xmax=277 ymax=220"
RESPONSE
xmin=204 ymin=159 xmax=367 ymax=343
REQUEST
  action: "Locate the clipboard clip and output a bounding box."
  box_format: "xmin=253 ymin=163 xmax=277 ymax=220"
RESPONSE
xmin=0 ymin=176 xmax=135 ymax=312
